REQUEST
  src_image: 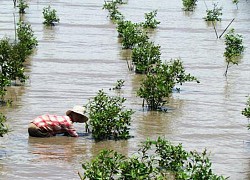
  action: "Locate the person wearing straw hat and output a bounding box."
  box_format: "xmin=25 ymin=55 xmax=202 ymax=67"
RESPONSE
xmin=28 ymin=105 xmax=88 ymax=137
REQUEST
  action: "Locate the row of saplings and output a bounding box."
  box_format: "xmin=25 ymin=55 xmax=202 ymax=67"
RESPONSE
xmin=0 ymin=1 xmax=60 ymax=135
xmin=80 ymin=0 xmax=246 ymax=179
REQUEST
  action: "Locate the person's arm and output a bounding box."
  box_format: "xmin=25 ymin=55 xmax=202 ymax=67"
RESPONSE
xmin=65 ymin=124 xmax=78 ymax=137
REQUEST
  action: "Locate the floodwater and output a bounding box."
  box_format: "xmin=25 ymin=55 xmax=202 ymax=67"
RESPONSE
xmin=0 ymin=0 xmax=250 ymax=179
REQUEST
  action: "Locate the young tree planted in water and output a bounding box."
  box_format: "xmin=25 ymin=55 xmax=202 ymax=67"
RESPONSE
xmin=223 ymin=28 xmax=245 ymax=76
xmin=137 ymin=59 xmax=199 ymax=110
xmin=43 ymin=5 xmax=60 ymax=26
xmin=0 ymin=38 xmax=12 ymax=101
xmin=182 ymin=0 xmax=198 ymax=11
xmin=17 ymin=0 xmax=29 ymax=14
xmin=132 ymin=41 xmax=161 ymax=74
xmin=86 ymin=89 xmax=134 ymax=140
xmin=112 ymin=79 xmax=125 ymax=90
xmin=242 ymin=96 xmax=250 ymax=129
xmin=80 ymin=137 xmax=227 ymax=180
xmin=0 ymin=113 xmax=9 ymax=137
xmin=17 ymin=21 xmax=38 ymax=60
xmin=232 ymin=0 xmax=239 ymax=9
xmin=142 ymin=10 xmax=160 ymax=29
xmin=103 ymin=0 xmax=125 ymax=22
xmin=117 ymin=20 xmax=149 ymax=49
xmin=204 ymin=3 xmax=223 ymax=22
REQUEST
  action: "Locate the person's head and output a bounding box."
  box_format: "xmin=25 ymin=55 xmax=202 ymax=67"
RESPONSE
xmin=66 ymin=105 xmax=88 ymax=123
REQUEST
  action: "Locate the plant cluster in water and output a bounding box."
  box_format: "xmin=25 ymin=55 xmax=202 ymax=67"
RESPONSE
xmin=182 ymin=0 xmax=198 ymax=11
xmin=43 ymin=5 xmax=60 ymax=26
xmin=223 ymin=28 xmax=245 ymax=76
xmin=80 ymin=137 xmax=227 ymax=180
xmin=204 ymin=3 xmax=223 ymax=22
xmin=137 ymin=59 xmax=199 ymax=110
xmin=17 ymin=0 xmax=29 ymax=14
xmin=103 ymin=0 xmax=198 ymax=111
xmin=86 ymin=89 xmax=134 ymax=140
xmin=112 ymin=79 xmax=125 ymax=90
xmin=242 ymin=96 xmax=250 ymax=129
xmin=0 ymin=20 xmax=37 ymax=103
xmin=0 ymin=113 xmax=9 ymax=137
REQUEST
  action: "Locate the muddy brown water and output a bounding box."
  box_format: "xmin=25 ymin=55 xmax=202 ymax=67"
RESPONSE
xmin=0 ymin=0 xmax=250 ymax=179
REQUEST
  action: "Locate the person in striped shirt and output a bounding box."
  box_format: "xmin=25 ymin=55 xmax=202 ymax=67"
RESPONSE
xmin=28 ymin=105 xmax=88 ymax=137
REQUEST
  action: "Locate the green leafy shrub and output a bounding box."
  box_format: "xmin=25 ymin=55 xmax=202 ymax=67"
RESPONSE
xmin=17 ymin=21 xmax=38 ymax=59
xmin=0 ymin=38 xmax=12 ymax=98
xmin=142 ymin=10 xmax=160 ymax=29
xmin=242 ymin=97 xmax=250 ymax=129
xmin=132 ymin=41 xmax=161 ymax=74
xmin=137 ymin=59 xmax=199 ymax=110
xmin=0 ymin=113 xmax=9 ymax=136
xmin=223 ymin=28 xmax=244 ymax=76
xmin=116 ymin=20 xmax=149 ymax=49
xmin=42 ymin=5 xmax=60 ymax=26
xmin=80 ymin=137 xmax=227 ymax=180
xmin=182 ymin=0 xmax=198 ymax=11
xmin=0 ymin=73 xmax=10 ymax=103
xmin=204 ymin=3 xmax=223 ymax=22
xmin=17 ymin=0 xmax=29 ymax=14
xmin=86 ymin=89 xmax=134 ymax=140
xmin=103 ymin=0 xmax=125 ymax=22
xmin=112 ymin=79 xmax=125 ymax=90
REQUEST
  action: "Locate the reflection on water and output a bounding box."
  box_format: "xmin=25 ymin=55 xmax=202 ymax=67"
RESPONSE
xmin=0 ymin=0 xmax=250 ymax=179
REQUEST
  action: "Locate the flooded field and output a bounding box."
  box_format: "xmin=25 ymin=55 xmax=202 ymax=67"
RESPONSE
xmin=0 ymin=0 xmax=250 ymax=179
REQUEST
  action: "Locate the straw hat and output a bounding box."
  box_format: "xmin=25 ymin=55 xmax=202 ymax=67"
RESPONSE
xmin=66 ymin=105 xmax=88 ymax=123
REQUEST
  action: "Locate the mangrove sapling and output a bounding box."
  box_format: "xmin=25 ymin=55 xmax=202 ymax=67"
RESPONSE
xmin=17 ymin=0 xmax=29 ymax=14
xmin=131 ymin=41 xmax=161 ymax=74
xmin=0 ymin=73 xmax=10 ymax=103
xmin=86 ymin=89 xmax=134 ymax=140
xmin=223 ymin=28 xmax=245 ymax=76
xmin=142 ymin=10 xmax=160 ymax=29
xmin=112 ymin=79 xmax=125 ymax=90
xmin=17 ymin=21 xmax=38 ymax=58
xmin=42 ymin=5 xmax=60 ymax=26
xmin=242 ymin=96 xmax=250 ymax=129
xmin=203 ymin=3 xmax=223 ymax=22
xmin=116 ymin=20 xmax=149 ymax=49
xmin=103 ymin=0 xmax=125 ymax=22
xmin=182 ymin=0 xmax=198 ymax=11
xmin=137 ymin=59 xmax=199 ymax=111
xmin=0 ymin=113 xmax=9 ymax=137
xmin=233 ymin=0 xmax=239 ymax=9
xmin=80 ymin=137 xmax=227 ymax=179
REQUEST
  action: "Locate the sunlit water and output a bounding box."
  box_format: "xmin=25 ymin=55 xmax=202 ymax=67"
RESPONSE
xmin=0 ymin=0 xmax=250 ymax=179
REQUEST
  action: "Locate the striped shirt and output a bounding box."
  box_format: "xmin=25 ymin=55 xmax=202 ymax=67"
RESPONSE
xmin=31 ymin=114 xmax=78 ymax=137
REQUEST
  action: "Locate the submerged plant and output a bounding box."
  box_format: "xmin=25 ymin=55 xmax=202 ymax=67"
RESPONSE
xmin=17 ymin=0 xmax=29 ymax=14
xmin=142 ymin=10 xmax=160 ymax=29
xmin=86 ymin=89 xmax=134 ymax=140
xmin=182 ymin=0 xmax=198 ymax=11
xmin=242 ymin=96 xmax=250 ymax=129
xmin=103 ymin=0 xmax=125 ymax=22
xmin=42 ymin=5 xmax=60 ymax=26
xmin=112 ymin=79 xmax=125 ymax=90
xmin=0 ymin=113 xmax=9 ymax=136
xmin=132 ymin=41 xmax=161 ymax=73
xmin=223 ymin=28 xmax=244 ymax=76
xmin=117 ymin=20 xmax=149 ymax=49
xmin=80 ymin=137 xmax=227 ymax=179
xmin=137 ymin=59 xmax=199 ymax=110
xmin=204 ymin=3 xmax=223 ymax=22
xmin=17 ymin=21 xmax=38 ymax=58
